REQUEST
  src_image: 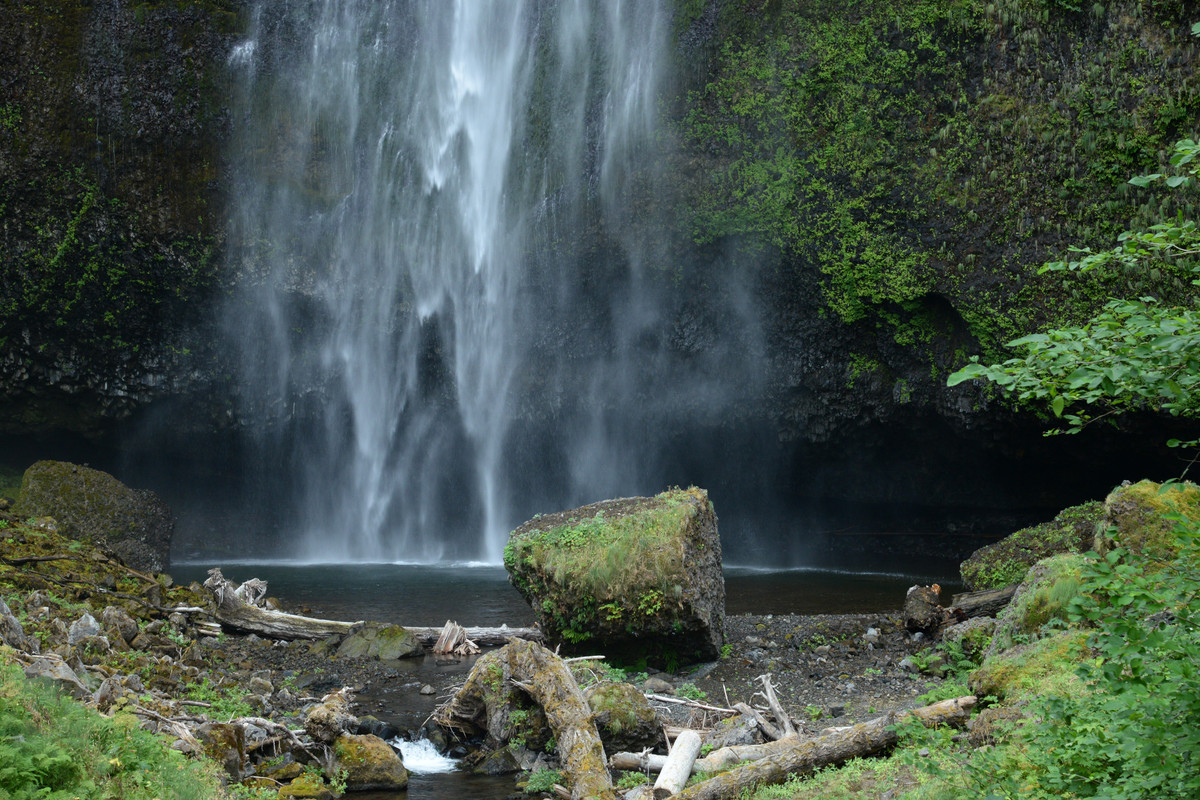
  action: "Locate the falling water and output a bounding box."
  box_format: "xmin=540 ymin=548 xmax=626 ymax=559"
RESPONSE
xmin=222 ymin=0 xmax=765 ymax=562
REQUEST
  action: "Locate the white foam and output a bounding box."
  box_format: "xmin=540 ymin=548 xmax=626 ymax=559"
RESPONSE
xmin=396 ymin=738 xmax=458 ymax=774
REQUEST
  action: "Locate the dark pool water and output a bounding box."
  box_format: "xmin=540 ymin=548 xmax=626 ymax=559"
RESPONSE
xmin=170 ymin=563 xmax=954 ymax=626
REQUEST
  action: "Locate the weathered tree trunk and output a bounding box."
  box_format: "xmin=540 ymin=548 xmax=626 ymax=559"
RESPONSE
xmin=653 ymin=730 xmax=701 ymax=799
xmin=410 ymin=625 xmax=543 ymax=647
xmin=204 ymin=569 xmax=544 ymax=644
xmin=205 ymin=569 xmax=360 ymax=639
xmin=610 ymin=736 xmax=801 ymax=775
xmin=672 ymin=696 xmax=977 ymax=800
xmin=437 ymin=639 xmax=617 ymax=800
xmin=949 ymin=585 xmax=1017 ymax=619
xmin=903 ymin=584 xmax=945 ymax=635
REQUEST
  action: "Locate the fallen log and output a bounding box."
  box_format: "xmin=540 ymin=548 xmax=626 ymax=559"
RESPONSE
xmin=653 ymin=730 xmax=701 ymax=799
xmin=204 ymin=569 xmax=544 ymax=644
xmin=672 ymin=696 xmax=976 ymax=800
xmin=610 ymin=736 xmax=801 ymax=775
xmin=949 ymin=585 xmax=1018 ymax=619
xmin=436 ymin=639 xmax=616 ymax=800
xmin=755 ymin=674 xmax=796 ymax=738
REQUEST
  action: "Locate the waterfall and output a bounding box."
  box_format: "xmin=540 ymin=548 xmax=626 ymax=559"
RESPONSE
xmin=222 ymin=0 xmax=765 ymax=562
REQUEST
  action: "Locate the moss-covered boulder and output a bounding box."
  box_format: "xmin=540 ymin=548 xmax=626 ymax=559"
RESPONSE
xmin=1096 ymin=480 xmax=1200 ymax=560
xmin=334 ymin=622 xmax=421 ymax=660
xmin=332 ymin=733 xmax=409 ymax=791
xmin=14 ymin=461 xmax=173 ymax=572
xmin=504 ymin=487 xmax=725 ymax=666
xmin=985 ymin=553 xmax=1087 ymax=658
xmin=584 ymin=681 xmax=662 ymax=753
xmin=960 ymin=501 xmax=1102 ymax=591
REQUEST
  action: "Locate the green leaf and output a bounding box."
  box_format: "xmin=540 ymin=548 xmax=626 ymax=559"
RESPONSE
xmin=1051 ymin=395 xmax=1065 ymax=417
xmin=947 ymin=362 xmax=989 ymax=386
xmin=1128 ymin=174 xmax=1162 ymax=187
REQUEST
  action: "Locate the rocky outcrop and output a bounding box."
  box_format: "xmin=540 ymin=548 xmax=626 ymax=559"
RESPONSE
xmin=332 ymin=734 xmax=409 ymax=791
xmin=334 ymin=623 xmax=422 ymax=661
xmin=14 ymin=460 xmax=173 ymax=572
xmin=505 ymin=487 xmax=725 ymax=666
xmin=1096 ymin=479 xmax=1200 ymax=560
xmin=960 ymin=501 xmax=1104 ymax=591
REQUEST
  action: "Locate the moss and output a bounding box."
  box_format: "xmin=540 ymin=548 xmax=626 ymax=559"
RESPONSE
xmin=961 ymin=501 xmax=1103 ymax=590
xmin=1098 ymin=479 xmax=1200 ymax=560
xmin=970 ymin=629 xmax=1089 ymax=701
xmin=504 ymin=488 xmax=723 ymax=665
xmin=989 ymin=554 xmax=1088 ymax=653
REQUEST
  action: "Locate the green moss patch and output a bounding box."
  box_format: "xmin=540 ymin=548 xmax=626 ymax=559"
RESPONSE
xmin=504 ymin=488 xmax=724 ymax=665
xmin=961 ymin=501 xmax=1102 ymax=590
xmin=1098 ymin=479 xmax=1200 ymax=560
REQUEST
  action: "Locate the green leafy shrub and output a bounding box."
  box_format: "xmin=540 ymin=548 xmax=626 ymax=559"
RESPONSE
xmin=523 ymin=768 xmax=564 ymax=794
xmin=0 ymin=662 xmax=227 ymax=799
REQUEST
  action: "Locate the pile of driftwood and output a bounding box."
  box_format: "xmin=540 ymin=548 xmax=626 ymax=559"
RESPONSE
xmin=435 ymin=639 xmax=976 ymax=800
xmin=202 ymin=568 xmax=543 ymax=650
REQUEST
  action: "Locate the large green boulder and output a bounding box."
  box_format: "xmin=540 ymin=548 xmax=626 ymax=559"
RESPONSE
xmin=332 ymin=734 xmax=409 ymax=791
xmin=960 ymin=501 xmax=1103 ymax=591
xmin=1096 ymin=479 xmax=1200 ymax=560
xmin=14 ymin=460 xmax=173 ymax=572
xmin=504 ymin=487 xmax=725 ymax=666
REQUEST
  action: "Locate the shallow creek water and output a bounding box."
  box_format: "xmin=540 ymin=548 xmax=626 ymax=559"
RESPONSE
xmin=172 ymin=563 xmax=952 ymax=798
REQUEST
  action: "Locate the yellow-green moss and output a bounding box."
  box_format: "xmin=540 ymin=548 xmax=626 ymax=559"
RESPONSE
xmin=1098 ymin=480 xmax=1200 ymax=560
xmin=970 ymin=630 xmax=1089 ymax=701
xmin=989 ymin=554 xmax=1087 ymax=653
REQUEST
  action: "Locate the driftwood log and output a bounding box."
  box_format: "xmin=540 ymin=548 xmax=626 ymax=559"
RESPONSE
xmin=672 ymin=696 xmax=977 ymax=800
xmin=949 ymin=585 xmax=1018 ymax=619
xmin=204 ymin=569 xmax=544 ymax=644
xmin=437 ymin=639 xmax=616 ymax=800
xmin=653 ymin=729 xmax=701 ymax=798
xmin=610 ymin=735 xmax=802 ymax=776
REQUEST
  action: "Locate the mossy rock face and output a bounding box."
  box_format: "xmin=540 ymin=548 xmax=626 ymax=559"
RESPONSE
xmin=985 ymin=554 xmax=1087 ymax=657
xmin=14 ymin=460 xmax=173 ymax=572
xmin=584 ymin=681 xmax=662 ymax=753
xmin=960 ymin=501 xmax=1102 ymax=591
xmin=1097 ymin=480 xmax=1200 ymax=561
xmin=335 ymin=622 xmax=421 ymax=660
xmin=277 ymin=772 xmax=335 ymax=800
xmin=970 ymin=630 xmax=1088 ymax=701
xmin=332 ymin=733 xmax=409 ymax=791
xmin=504 ymin=487 xmax=725 ymax=666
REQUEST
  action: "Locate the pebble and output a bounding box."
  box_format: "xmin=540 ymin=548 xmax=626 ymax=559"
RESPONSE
xmin=419 ymin=684 xmax=436 ymax=695
xmin=898 ymin=657 xmax=918 ymax=673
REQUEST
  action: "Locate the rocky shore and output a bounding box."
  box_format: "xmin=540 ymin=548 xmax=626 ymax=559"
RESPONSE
xmin=0 ymin=498 xmax=959 ymax=799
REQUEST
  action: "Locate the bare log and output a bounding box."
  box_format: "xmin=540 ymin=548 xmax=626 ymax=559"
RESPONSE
xmin=653 ymin=730 xmax=701 ymax=799
xmin=611 ymin=736 xmax=802 ymax=776
xmin=673 ymin=696 xmax=977 ymax=800
xmin=645 ymin=693 xmax=736 ymax=715
xmin=408 ymin=624 xmax=543 ymax=647
xmin=432 ymin=620 xmax=481 ymax=655
xmin=204 ymin=569 xmax=543 ymax=644
xmin=732 ymin=702 xmax=783 ymax=741
xmin=755 ymin=674 xmax=796 ymax=738
xmin=949 ymin=585 xmax=1018 ymax=619
xmin=903 ymin=584 xmax=945 ymax=635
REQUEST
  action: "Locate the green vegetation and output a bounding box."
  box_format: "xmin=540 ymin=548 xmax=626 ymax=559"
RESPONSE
xmin=0 ymin=661 xmax=227 ymax=799
xmin=744 ymin=496 xmax=1200 ymax=799
xmin=960 ymin=500 xmax=1102 ymax=590
xmin=950 ymin=137 xmax=1200 ymax=435
xmin=680 ymin=0 xmax=1199 ymax=360
xmin=523 ymin=768 xmax=564 ymax=794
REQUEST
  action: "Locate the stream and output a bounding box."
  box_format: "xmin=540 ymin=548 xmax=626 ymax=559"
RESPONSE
xmin=172 ymin=563 xmax=953 ymax=798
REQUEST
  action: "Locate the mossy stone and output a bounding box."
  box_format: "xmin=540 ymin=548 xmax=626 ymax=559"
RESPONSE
xmin=986 ymin=554 xmax=1087 ymax=657
xmin=335 ymin=622 xmax=421 ymax=660
xmin=14 ymin=461 xmax=173 ymax=573
xmin=970 ymin=630 xmax=1088 ymax=701
xmin=1097 ymin=480 xmax=1200 ymax=561
xmin=504 ymin=487 xmax=725 ymax=666
xmin=332 ymin=733 xmax=409 ymax=791
xmin=960 ymin=501 xmax=1102 ymax=591
xmin=584 ymin=681 xmax=662 ymax=752
xmin=277 ymin=773 xmax=335 ymax=799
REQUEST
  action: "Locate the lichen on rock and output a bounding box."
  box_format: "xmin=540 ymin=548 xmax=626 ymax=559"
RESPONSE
xmin=1096 ymin=479 xmax=1200 ymax=561
xmin=960 ymin=500 xmax=1102 ymax=591
xmin=504 ymin=487 xmax=725 ymax=666
xmin=14 ymin=460 xmax=174 ymax=573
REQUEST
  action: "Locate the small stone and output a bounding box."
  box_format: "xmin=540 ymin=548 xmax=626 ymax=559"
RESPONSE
xmin=642 ymin=677 xmax=673 ymax=694
xmin=419 ymin=684 xmax=436 ymax=696
xmin=828 ymin=705 xmax=845 ymax=718
xmin=744 ymin=636 xmax=761 ymax=645
xmin=898 ymin=657 xmax=918 ymax=674
xmin=68 ymin=614 xmax=101 ymax=646
xmin=918 ymin=748 xmax=931 ymax=757
xmin=248 ymin=676 xmax=274 ymax=696
xmin=814 ymin=645 xmax=832 ymax=654
xmin=911 ymin=632 xmax=925 ymax=643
